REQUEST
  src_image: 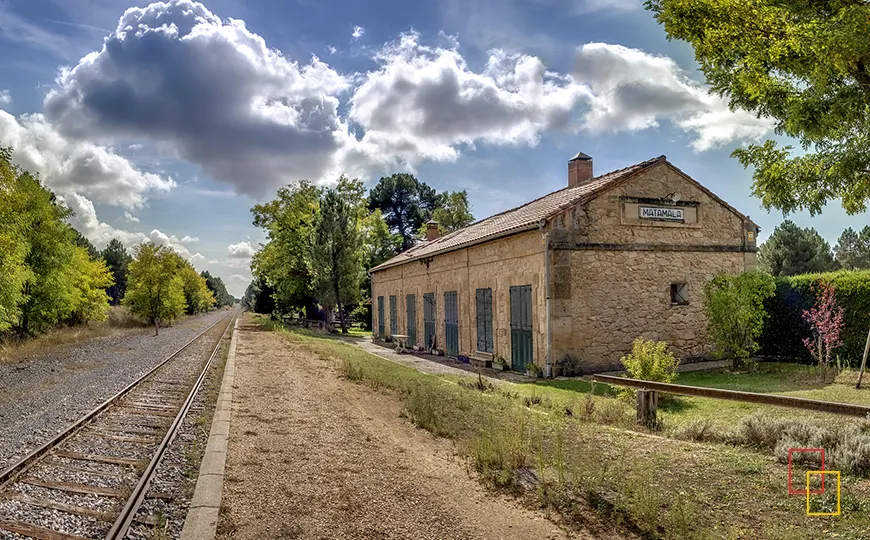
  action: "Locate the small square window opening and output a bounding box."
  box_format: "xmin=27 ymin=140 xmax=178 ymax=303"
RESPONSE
xmin=671 ymin=283 xmax=689 ymax=305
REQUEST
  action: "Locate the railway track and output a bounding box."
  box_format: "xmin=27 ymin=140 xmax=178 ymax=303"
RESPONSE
xmin=0 ymin=312 xmax=236 ymax=540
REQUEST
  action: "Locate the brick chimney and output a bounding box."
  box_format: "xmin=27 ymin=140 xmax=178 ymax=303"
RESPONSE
xmin=426 ymin=219 xmax=440 ymax=241
xmin=568 ymin=152 xmax=593 ymax=187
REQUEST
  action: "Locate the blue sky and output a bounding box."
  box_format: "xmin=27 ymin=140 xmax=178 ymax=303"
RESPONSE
xmin=1 ymin=0 xmax=866 ymax=296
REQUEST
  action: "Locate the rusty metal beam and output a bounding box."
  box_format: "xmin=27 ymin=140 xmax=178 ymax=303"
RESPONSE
xmin=593 ymin=375 xmax=870 ymax=417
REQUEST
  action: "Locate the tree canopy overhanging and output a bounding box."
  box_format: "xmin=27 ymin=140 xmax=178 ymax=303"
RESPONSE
xmin=646 ymin=0 xmax=870 ymax=215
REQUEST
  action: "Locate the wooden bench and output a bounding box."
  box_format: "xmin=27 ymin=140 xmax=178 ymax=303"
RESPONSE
xmin=392 ymin=334 xmax=410 ymax=353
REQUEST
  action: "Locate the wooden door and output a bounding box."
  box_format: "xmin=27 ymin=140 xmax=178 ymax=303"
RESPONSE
xmin=406 ymin=294 xmax=416 ymax=347
xmin=444 ymin=291 xmax=459 ymax=357
xmin=423 ymin=293 xmax=436 ymax=349
xmin=509 ymin=285 xmax=533 ymax=371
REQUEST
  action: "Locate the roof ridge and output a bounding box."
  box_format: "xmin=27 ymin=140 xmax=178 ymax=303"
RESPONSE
xmin=463 ymin=155 xmax=666 ymax=230
xmin=371 ymin=154 xmax=669 ymax=273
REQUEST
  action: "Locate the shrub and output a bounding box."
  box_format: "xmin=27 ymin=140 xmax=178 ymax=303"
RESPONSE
xmin=673 ymin=418 xmax=719 ymax=443
xmin=620 ymin=338 xmax=680 ymax=385
xmin=802 ymin=281 xmax=845 ymax=372
xmin=760 ymin=270 xmax=870 ymax=365
xmin=734 ymin=412 xmax=790 ymax=449
xmin=704 ymin=271 xmax=776 ymax=369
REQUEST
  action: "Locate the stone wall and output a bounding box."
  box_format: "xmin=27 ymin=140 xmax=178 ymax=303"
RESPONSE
xmin=371 ymin=230 xmax=546 ymax=365
xmin=550 ymin=161 xmax=758 ymax=371
xmin=372 ymin=160 xmax=758 ymax=373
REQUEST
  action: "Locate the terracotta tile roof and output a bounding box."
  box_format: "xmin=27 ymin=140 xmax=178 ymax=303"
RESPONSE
xmin=371 ymin=155 xmax=668 ymax=272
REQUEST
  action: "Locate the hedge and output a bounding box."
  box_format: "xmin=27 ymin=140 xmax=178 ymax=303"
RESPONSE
xmin=759 ymin=270 xmax=870 ymax=366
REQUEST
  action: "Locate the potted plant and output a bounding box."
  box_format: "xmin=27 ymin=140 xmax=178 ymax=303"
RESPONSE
xmin=492 ymin=356 xmax=509 ymax=371
xmin=525 ymin=362 xmax=543 ymax=378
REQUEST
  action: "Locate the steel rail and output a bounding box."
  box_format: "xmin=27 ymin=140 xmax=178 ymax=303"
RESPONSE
xmin=593 ymin=374 xmax=870 ymax=417
xmin=0 ymin=311 xmax=233 ymax=491
xmin=106 ymin=312 xmax=235 ymax=539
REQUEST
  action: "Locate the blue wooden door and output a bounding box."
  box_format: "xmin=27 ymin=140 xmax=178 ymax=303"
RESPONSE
xmin=444 ymin=291 xmax=459 ymax=357
xmin=389 ymin=295 xmax=397 ymax=336
xmin=510 ymin=285 xmax=533 ymax=371
xmin=406 ymin=294 xmax=417 ymax=347
xmin=423 ymin=293 xmax=436 ymax=349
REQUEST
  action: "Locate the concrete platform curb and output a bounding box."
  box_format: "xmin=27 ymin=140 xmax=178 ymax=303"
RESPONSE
xmin=180 ymin=317 xmax=239 ymax=540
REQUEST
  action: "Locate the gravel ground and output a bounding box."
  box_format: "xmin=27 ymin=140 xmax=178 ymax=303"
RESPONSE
xmin=217 ymin=318 xmax=615 ymax=540
xmin=0 ymin=310 xmax=230 ymax=471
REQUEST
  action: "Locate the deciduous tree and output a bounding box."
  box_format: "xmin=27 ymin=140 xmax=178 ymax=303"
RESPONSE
xmin=124 ymin=243 xmax=186 ymax=335
xmin=417 ymin=190 xmax=474 ymax=238
xmin=251 ymin=180 xmax=320 ymax=315
xmin=646 ymin=0 xmax=870 ymax=215
xmin=310 ymin=188 xmax=363 ymax=333
xmin=182 ymin=265 xmax=216 ymax=314
xmin=802 ymin=281 xmax=844 ymax=377
xmin=0 ymin=147 xmax=31 ymax=333
xmin=758 ymin=220 xmax=834 ymax=276
xmin=704 ymin=271 xmax=776 ymax=370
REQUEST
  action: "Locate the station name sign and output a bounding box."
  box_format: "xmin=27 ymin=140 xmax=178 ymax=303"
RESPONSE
xmin=639 ymin=206 xmax=684 ymax=222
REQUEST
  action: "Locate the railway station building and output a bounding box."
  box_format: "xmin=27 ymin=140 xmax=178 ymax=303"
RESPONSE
xmin=369 ymin=153 xmax=759 ymax=375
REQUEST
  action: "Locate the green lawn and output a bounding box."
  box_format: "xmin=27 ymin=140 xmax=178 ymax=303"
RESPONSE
xmin=529 ymin=362 xmax=870 ymax=429
xmin=257 ymin=320 xmax=870 ymax=539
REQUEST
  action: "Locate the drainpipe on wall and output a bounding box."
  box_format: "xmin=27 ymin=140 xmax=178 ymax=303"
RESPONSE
xmin=540 ymin=221 xmax=553 ymax=378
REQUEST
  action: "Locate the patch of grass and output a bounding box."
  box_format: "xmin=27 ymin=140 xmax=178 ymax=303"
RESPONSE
xmin=266 ymin=325 xmax=870 ymax=538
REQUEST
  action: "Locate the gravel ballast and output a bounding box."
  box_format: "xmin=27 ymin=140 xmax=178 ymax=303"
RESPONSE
xmin=0 ymin=310 xmax=229 ymax=471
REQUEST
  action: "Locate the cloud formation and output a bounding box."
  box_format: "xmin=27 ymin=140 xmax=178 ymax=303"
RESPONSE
xmin=574 ymin=43 xmax=773 ymax=151
xmin=0 ymin=111 xmax=175 ymax=208
xmin=348 ymin=32 xmax=588 ymax=166
xmin=123 ymin=211 xmax=140 ymax=223
xmin=35 ymin=0 xmax=772 ymax=201
xmin=0 ymin=90 xmax=10 ymax=106
xmin=43 ymin=0 xmax=351 ymax=198
xmin=227 ymin=241 xmax=256 ymax=259
xmin=352 ymin=26 xmax=365 ymax=40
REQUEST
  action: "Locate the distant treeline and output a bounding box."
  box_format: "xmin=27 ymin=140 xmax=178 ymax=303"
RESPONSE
xmin=1 ymin=146 xmax=233 ymax=340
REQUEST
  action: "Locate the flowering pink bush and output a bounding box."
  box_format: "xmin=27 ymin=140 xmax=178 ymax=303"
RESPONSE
xmin=802 ymin=281 xmax=844 ymax=370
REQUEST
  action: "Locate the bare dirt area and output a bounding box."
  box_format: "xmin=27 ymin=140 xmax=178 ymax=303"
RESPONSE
xmin=218 ymin=319 xmax=621 ymax=540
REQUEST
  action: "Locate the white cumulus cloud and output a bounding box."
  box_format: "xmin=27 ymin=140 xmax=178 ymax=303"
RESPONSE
xmin=0 ymin=90 xmax=10 ymax=106
xmin=123 ymin=211 xmax=140 ymax=223
xmin=227 ymin=241 xmax=256 ymax=259
xmin=181 ymin=235 xmax=199 ymax=243
xmin=43 ymin=0 xmax=351 ymax=198
xmin=573 ymin=43 xmax=773 ymax=151
xmin=0 ymin=111 xmax=175 ymax=208
xmin=352 ymin=26 xmax=365 ymax=40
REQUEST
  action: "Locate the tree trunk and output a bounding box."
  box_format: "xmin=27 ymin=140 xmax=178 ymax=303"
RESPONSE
xmin=154 ymin=318 xmax=159 ymax=336
xmin=337 ymin=298 xmax=347 ymax=334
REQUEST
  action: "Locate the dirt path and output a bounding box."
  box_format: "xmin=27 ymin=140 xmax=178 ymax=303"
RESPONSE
xmin=218 ymin=320 xmax=618 ymax=540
